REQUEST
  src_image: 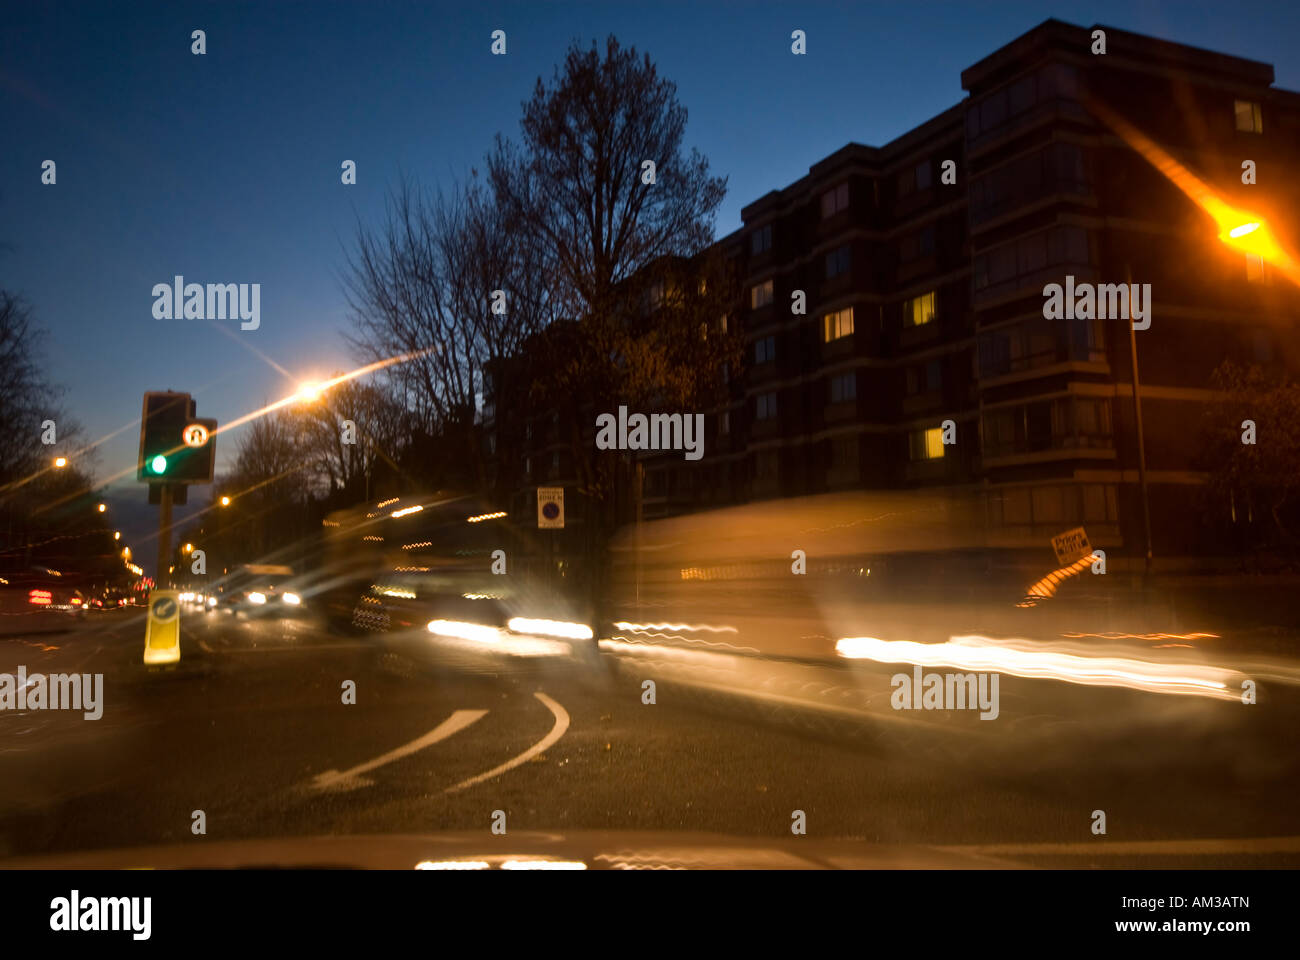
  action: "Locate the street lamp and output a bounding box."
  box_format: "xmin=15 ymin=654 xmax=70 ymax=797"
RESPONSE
xmin=220 ymin=496 xmax=231 ymax=507
xmin=114 ymin=531 xmax=121 ymax=540
xmin=183 ymin=543 xmax=194 ymax=553
xmin=53 ymin=457 xmax=67 ymax=468
xmin=97 ymin=502 xmax=107 ymax=513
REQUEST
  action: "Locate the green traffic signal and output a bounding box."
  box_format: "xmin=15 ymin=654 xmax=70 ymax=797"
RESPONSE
xmin=150 ymin=455 xmax=168 ymax=474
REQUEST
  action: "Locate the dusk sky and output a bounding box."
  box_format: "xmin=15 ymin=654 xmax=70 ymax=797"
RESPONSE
xmin=4 ymin=0 xmax=1298 ymax=544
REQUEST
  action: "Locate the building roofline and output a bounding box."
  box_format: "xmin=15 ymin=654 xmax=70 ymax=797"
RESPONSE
xmin=961 ymin=18 xmax=1275 ymax=91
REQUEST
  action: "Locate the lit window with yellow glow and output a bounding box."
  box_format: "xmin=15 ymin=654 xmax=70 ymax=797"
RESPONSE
xmin=822 ymin=307 xmax=854 ymax=342
xmin=904 ymin=291 xmax=936 ymax=327
xmin=751 ymin=279 xmax=773 ymax=309
xmin=909 ymin=427 xmax=945 ymax=460
xmin=1234 ymin=100 xmax=1262 ymax=133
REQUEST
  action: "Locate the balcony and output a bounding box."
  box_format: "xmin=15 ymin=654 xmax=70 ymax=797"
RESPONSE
xmin=982 ymin=397 xmax=1115 ymax=466
xmin=978 ymin=315 xmax=1108 ymax=383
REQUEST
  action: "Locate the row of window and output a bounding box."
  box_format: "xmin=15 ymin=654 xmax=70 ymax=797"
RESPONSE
xmin=982 ymin=397 xmax=1112 ymax=458
xmin=973 ymin=225 xmax=1090 ymax=295
xmin=969 ymin=141 xmax=1089 ymax=224
xmin=991 ymin=483 xmax=1119 ymax=528
xmin=977 ymin=314 xmax=1106 ymax=378
xmin=966 ymin=62 xmax=1081 ymax=141
xmin=749 ymin=182 xmax=852 ymax=261
xmin=750 ymin=293 xmax=937 ymax=337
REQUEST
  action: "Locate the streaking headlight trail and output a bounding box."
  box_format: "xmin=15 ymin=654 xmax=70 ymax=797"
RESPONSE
xmin=836 ymin=634 xmax=1246 ymax=700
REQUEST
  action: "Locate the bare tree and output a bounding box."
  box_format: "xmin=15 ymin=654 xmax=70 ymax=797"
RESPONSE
xmin=299 ymin=375 xmax=411 ymax=499
xmin=487 ymin=36 xmax=739 ymax=499
xmin=0 ymin=291 xmax=65 ymax=485
xmin=343 ymin=173 xmax=551 ymax=490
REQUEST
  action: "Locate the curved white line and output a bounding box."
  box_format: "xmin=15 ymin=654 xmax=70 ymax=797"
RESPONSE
xmin=312 ymin=709 xmax=488 ymax=790
xmin=444 ymin=692 xmax=569 ymax=794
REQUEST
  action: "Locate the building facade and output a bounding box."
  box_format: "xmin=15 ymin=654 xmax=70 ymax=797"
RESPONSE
xmin=492 ymin=19 xmax=1300 ymax=571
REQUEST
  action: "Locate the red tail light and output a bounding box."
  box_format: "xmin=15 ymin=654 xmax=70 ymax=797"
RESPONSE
xmin=29 ymin=589 xmax=52 ymax=605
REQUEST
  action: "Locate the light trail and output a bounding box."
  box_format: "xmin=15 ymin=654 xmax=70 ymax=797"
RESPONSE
xmin=835 ymin=633 xmax=1245 ymax=700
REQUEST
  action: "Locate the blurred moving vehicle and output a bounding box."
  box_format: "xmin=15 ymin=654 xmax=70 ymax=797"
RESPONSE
xmin=312 ymin=492 xmax=592 ymax=650
xmin=213 ymin=564 xmax=301 ymax=617
xmin=0 ymin=567 xmax=88 ymax=635
xmin=604 ymin=488 xmax=1117 ymax=659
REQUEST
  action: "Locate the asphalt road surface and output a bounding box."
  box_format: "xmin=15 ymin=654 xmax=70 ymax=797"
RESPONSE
xmin=2 ymin=606 xmax=1299 ymax=868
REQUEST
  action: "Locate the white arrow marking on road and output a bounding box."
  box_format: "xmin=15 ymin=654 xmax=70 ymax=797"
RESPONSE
xmin=311 ymin=709 xmax=488 ymax=791
xmin=444 ymin=692 xmax=569 ymax=794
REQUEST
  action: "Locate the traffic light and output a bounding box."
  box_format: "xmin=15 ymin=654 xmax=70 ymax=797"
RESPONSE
xmin=137 ymin=392 xmax=217 ymax=484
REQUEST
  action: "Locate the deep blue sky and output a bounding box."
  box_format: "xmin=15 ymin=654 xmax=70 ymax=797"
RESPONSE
xmin=3 ymin=0 xmax=1297 ymax=552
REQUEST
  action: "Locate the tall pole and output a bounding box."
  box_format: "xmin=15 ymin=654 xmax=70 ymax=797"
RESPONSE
xmin=1125 ymin=263 xmax=1153 ymax=582
xmin=634 ymin=459 xmax=644 ymax=609
xmin=156 ymin=484 xmax=174 ymax=589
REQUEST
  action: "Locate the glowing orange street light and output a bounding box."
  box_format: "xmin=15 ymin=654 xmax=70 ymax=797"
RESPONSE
xmin=97 ymin=502 xmax=107 ymax=512
xmin=53 ymin=457 xmax=67 ymax=468
xmin=220 ymin=496 xmax=231 ymax=507
xmin=114 ymin=531 xmax=121 ymax=540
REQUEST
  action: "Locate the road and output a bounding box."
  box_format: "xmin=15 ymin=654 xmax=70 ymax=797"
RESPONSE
xmin=2 ymin=606 xmax=1299 ymax=867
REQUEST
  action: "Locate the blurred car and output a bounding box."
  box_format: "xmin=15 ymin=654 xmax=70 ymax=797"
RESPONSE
xmin=0 ymin=568 xmax=88 ymax=635
xmin=214 ymin=564 xmax=301 ymax=617
xmin=314 ymin=493 xmax=593 ymax=650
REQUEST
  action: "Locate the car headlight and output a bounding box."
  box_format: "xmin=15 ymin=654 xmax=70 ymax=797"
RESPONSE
xmin=506 ymin=617 xmax=593 ymax=640
xmin=282 ymin=592 xmax=301 ymax=605
xmin=248 ymin=592 xmax=267 ymax=605
xmin=207 ymin=597 xmax=217 ymax=607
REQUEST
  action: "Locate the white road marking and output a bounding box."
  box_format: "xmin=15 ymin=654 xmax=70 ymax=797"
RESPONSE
xmin=445 ymin=692 xmax=569 ymax=794
xmin=311 ymin=709 xmax=488 ymax=791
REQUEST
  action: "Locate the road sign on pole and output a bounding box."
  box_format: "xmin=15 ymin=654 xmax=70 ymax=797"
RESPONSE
xmin=1051 ymin=526 xmax=1092 ymax=566
xmin=537 ymin=487 xmax=564 ymax=528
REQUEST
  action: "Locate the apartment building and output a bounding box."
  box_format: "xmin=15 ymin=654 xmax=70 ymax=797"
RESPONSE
xmin=640 ymin=19 xmax=1300 ymax=569
xmin=489 ymin=18 xmax=1300 ymax=570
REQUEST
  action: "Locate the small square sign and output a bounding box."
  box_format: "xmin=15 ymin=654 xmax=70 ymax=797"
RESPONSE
xmin=537 ymin=487 xmax=564 ymax=528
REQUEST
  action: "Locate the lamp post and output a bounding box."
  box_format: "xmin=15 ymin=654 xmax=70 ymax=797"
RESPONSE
xmin=1124 ymin=263 xmax=1153 ymax=584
